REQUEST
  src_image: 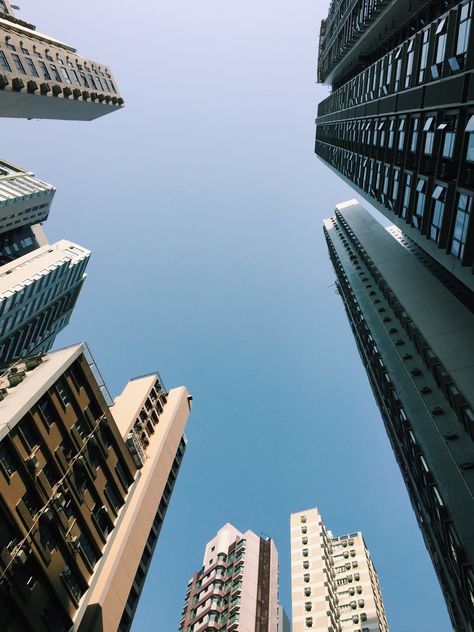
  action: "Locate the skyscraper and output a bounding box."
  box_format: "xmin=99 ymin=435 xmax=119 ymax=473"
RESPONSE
xmin=0 ymin=157 xmax=55 ymax=264
xmin=0 ymin=342 xmax=191 ymax=632
xmin=180 ymin=522 xmax=279 ymax=631
xmin=291 ymin=507 xmax=389 ymax=632
xmin=277 ymin=604 xmax=291 ymax=632
xmin=0 ymin=240 xmax=90 ymax=363
xmin=315 ymin=0 xmax=474 ymax=290
xmin=0 ymin=2 xmax=123 ymax=120
xmin=324 ymin=200 xmax=474 ymax=631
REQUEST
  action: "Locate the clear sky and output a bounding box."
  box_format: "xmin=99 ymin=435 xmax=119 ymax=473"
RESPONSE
xmin=2 ymin=1 xmax=452 ymax=630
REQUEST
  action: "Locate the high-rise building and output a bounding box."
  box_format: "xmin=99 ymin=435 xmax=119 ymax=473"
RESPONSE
xmin=0 ymin=239 xmax=90 ymax=364
xmin=277 ymin=603 xmax=291 ymax=632
xmin=0 ymin=341 xmax=191 ymax=632
xmin=290 ymin=507 xmax=389 ymax=632
xmin=0 ymin=2 xmax=123 ymax=120
xmin=315 ymin=0 xmax=474 ymax=291
xmin=0 ymin=157 xmax=55 ymax=263
xmin=324 ymin=200 xmax=474 ymax=631
xmin=180 ymin=522 xmax=279 ymax=631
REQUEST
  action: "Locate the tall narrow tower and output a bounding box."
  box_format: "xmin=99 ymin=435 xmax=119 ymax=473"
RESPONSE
xmin=180 ymin=523 xmax=279 ymax=631
xmin=324 ymin=200 xmax=474 ymax=631
xmin=291 ymin=508 xmax=389 ymax=632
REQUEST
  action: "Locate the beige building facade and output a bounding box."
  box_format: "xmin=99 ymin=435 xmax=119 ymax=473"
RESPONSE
xmin=0 ymin=2 xmax=123 ymax=120
xmin=291 ymin=508 xmax=389 ymax=632
xmin=180 ymin=523 xmax=279 ymax=631
xmin=0 ymin=342 xmax=191 ymax=632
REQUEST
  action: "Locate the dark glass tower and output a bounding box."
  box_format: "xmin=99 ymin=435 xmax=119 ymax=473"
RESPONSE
xmin=316 ymin=0 xmax=474 ymax=292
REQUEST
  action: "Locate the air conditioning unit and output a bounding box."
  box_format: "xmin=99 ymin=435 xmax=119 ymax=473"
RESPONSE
xmin=69 ymin=536 xmax=80 ymax=553
xmin=43 ymin=507 xmax=54 ymax=522
xmin=52 ymin=493 xmax=66 ymax=512
xmin=16 ymin=549 xmax=28 ymax=566
xmin=27 ymin=454 xmax=40 ymax=471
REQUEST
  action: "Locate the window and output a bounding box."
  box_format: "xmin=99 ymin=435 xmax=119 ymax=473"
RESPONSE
xmin=431 ymin=19 xmax=447 ymax=78
xmin=451 ymin=192 xmax=472 ymax=259
xmin=413 ymin=179 xmax=426 ymax=229
xmin=440 ymin=116 xmax=457 ymax=158
xmin=19 ymin=418 xmax=39 ymax=450
xmin=387 ymin=119 xmax=395 ymax=148
xmin=61 ymin=565 xmax=83 ymax=601
xmin=78 ymin=532 xmax=98 ymax=567
xmin=418 ymin=29 xmax=430 ymax=83
xmin=391 ymin=169 xmax=400 ymax=208
xmin=42 ymin=462 xmax=58 ymax=487
xmin=10 ymin=53 xmax=25 ymax=74
xmin=22 ymin=490 xmax=40 ymax=516
xmin=55 ymin=380 xmax=69 ymax=407
xmin=74 ymin=417 xmax=89 ymax=441
xmin=400 ymin=173 xmax=413 ymax=219
xmin=405 ymin=38 xmax=415 ymax=88
xmin=456 ymin=1 xmax=472 ymax=59
xmin=423 ymin=117 xmax=435 ymax=155
xmin=0 ymin=50 xmax=11 ymax=72
xmin=49 ymin=63 xmax=61 ymax=82
xmin=466 ymin=115 xmax=474 ymax=161
xmin=105 ymin=483 xmax=123 ymax=511
xmin=0 ymin=441 xmax=16 ymax=476
xmin=430 ymin=185 xmax=447 ymax=242
xmin=410 ymin=117 xmax=419 ymax=153
xmin=397 ymin=118 xmax=406 ymax=150
xmin=39 ymin=517 xmax=57 ymax=552
xmin=393 ymin=46 xmax=402 ymax=91
xmin=38 ymin=61 xmax=51 ymax=80
xmin=60 ymin=67 xmax=71 ymax=83
xmin=38 ymin=397 xmax=56 ymax=426
xmin=24 ymin=57 xmax=38 ymax=77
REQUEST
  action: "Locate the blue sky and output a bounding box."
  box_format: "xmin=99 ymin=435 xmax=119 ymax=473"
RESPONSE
xmin=2 ymin=1 xmax=451 ymax=630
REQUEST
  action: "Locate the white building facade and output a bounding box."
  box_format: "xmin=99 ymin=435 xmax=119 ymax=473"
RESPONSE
xmin=291 ymin=508 xmax=389 ymax=632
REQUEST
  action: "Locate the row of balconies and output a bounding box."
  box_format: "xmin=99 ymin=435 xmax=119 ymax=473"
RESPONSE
xmin=0 ymin=72 xmax=124 ymax=106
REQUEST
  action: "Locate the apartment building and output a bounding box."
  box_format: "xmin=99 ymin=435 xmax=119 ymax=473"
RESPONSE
xmin=324 ymin=200 xmax=474 ymax=631
xmin=0 ymin=240 xmax=90 ymax=364
xmin=180 ymin=523 xmax=279 ymax=631
xmin=0 ymin=342 xmax=191 ymax=632
xmin=291 ymin=507 xmax=388 ymax=632
xmin=0 ymin=0 xmax=123 ymax=120
xmin=0 ymin=157 xmax=55 ymax=264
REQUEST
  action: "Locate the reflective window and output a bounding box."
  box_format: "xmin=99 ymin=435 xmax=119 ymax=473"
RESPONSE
xmin=451 ymin=192 xmax=472 ymax=259
xmin=430 ymin=185 xmax=447 ymax=242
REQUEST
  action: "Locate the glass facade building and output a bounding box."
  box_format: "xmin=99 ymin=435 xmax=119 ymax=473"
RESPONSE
xmin=316 ymin=0 xmax=474 ymax=291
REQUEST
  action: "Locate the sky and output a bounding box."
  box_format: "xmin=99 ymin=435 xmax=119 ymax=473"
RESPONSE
xmin=1 ymin=1 xmax=453 ymax=630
